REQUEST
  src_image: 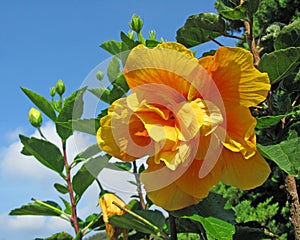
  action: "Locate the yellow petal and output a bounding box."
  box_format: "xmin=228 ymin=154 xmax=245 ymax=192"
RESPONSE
xmin=99 ymin=193 xmax=127 ymax=223
xmin=220 ymin=149 xmax=271 ymax=190
xmin=97 ymin=98 xmax=153 ymax=161
xmin=141 ymin=159 xmax=200 ymax=210
xmin=99 ymin=193 xmax=128 ymax=240
xmin=141 ymin=157 xmax=222 ymax=210
xmin=176 ymin=158 xmax=222 ymax=199
xmin=171 ymin=100 xmax=204 ymax=141
xmin=195 ymin=134 xmax=223 ymax=178
xmin=124 ymin=42 xmax=200 ymax=99
xmin=215 ymin=104 xmax=257 ymax=159
xmin=199 ymin=47 xmax=270 ymax=107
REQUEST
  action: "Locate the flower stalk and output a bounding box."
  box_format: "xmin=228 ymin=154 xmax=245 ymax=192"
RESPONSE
xmin=133 ymin=161 xmax=146 ymax=210
xmin=62 ymin=139 xmax=80 ymax=235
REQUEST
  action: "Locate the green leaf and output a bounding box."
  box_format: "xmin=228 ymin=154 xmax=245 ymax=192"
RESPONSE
xmin=19 ymin=135 xmax=64 ymax=173
xmin=106 ymin=162 xmax=132 ymax=171
xmin=70 ymin=118 xmax=100 ymax=136
xmin=42 ymin=232 xmax=73 ymax=240
xmin=145 ymin=39 xmax=160 ymax=48
xmin=120 ymin=31 xmax=138 ymax=50
xmin=246 ymin=0 xmax=261 ymax=18
xmin=256 ymin=108 xmax=298 ymax=129
xmin=215 ymin=0 xmax=248 ymax=20
xmin=112 ymin=74 xmax=129 ymax=93
xmin=72 ymin=155 xmax=109 ymax=199
xmin=274 ymin=18 xmax=300 ymax=50
xmin=183 ymin=215 xmax=235 ymax=240
xmin=59 ymin=197 xmax=72 ymax=215
xmin=258 ymin=132 xmax=300 ymax=177
xmin=107 ymin=56 xmax=121 ymax=82
xmin=256 ymin=115 xmax=285 ymax=129
xmin=56 ymin=87 xmax=86 ymax=140
xmin=54 ymin=183 xmax=68 ymax=194
xmin=85 ymin=213 xmax=105 ymax=231
xmin=176 ymin=13 xmax=226 ymax=48
xmin=9 ymin=201 xmax=62 ymax=216
xmin=258 ymin=47 xmax=300 ymax=84
xmin=88 ymin=88 xmax=111 ymax=104
xmin=171 ymin=192 xmax=235 ymax=224
xmin=21 ymin=87 xmax=56 ymax=121
xmin=109 ymin=209 xmax=165 ymax=236
xmin=100 ymin=40 xmax=122 ymax=55
xmin=75 ymin=143 xmax=101 ymax=160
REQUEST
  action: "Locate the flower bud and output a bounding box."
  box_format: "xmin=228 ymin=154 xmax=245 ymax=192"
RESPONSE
xmin=55 ymin=79 xmax=65 ymax=96
xmin=149 ymin=30 xmax=156 ymax=41
xmin=127 ymin=31 xmax=135 ymax=40
xmin=28 ymin=107 xmax=42 ymax=128
xmin=96 ymin=71 xmax=104 ymax=81
xmin=50 ymin=87 xmax=56 ymax=97
xmin=99 ymin=193 xmax=128 ymax=240
xmin=129 ymin=14 xmax=143 ymax=33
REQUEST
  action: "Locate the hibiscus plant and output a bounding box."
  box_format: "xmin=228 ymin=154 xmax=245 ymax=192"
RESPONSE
xmin=10 ymin=0 xmax=300 ymax=239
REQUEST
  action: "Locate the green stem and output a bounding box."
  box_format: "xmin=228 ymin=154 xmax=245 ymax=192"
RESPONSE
xmin=112 ymin=201 xmax=169 ymax=239
xmin=37 ymin=127 xmax=47 ymax=140
xmin=31 ymin=198 xmax=70 ymax=221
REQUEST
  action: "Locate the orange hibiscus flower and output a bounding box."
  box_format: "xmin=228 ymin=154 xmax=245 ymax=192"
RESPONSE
xmin=97 ymin=42 xmax=271 ymax=210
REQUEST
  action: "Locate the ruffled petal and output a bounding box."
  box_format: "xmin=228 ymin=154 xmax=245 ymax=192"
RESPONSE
xmin=97 ymin=98 xmax=153 ymax=161
xmin=199 ymin=47 xmax=270 ymax=107
xmin=124 ymin=42 xmax=200 ymax=99
xmin=215 ymin=104 xmax=257 ymax=159
xmin=220 ymin=149 xmax=271 ymax=190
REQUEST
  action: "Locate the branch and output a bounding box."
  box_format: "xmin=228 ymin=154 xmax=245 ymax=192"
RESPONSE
xmin=133 ymin=161 xmax=146 ymax=210
xmin=285 ymin=175 xmax=300 ymax=239
xmin=244 ymin=19 xmax=261 ymax=67
xmin=169 ymin=213 xmax=178 ymax=240
xmin=62 ymin=139 xmax=80 ymax=235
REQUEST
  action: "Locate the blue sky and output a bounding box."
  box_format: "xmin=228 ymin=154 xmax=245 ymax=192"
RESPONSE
xmin=0 ymin=1 xmax=237 ymax=239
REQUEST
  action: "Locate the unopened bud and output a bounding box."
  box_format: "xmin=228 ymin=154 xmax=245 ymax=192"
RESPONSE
xmin=28 ymin=107 xmax=42 ymax=128
xmin=129 ymin=14 xmax=143 ymax=33
xmin=99 ymin=193 xmax=128 ymax=239
xmin=149 ymin=30 xmax=156 ymax=40
xmin=55 ymin=79 xmax=65 ymax=96
xmin=127 ymin=31 xmax=135 ymax=40
xmin=96 ymin=71 xmax=104 ymax=81
xmin=50 ymin=87 xmax=56 ymax=97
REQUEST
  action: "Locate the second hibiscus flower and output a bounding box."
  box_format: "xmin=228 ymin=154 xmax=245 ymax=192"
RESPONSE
xmin=97 ymin=42 xmax=271 ymax=210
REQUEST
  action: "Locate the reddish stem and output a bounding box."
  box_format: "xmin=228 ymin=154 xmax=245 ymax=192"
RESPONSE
xmin=62 ymin=139 xmax=80 ymax=234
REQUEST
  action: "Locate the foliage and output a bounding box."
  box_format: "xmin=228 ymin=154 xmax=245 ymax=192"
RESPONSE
xmin=10 ymin=1 xmax=300 ymax=239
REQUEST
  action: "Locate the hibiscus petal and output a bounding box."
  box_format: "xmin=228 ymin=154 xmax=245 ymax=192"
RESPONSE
xmin=215 ymin=104 xmax=257 ymax=159
xmin=124 ymin=42 xmax=200 ymax=99
xmin=199 ymin=47 xmax=270 ymax=108
xmin=176 ymin=158 xmax=222 ymax=199
xmin=141 ymin=158 xmax=200 ymax=210
xmin=220 ymin=149 xmax=271 ymax=190
xmin=97 ymin=98 xmax=153 ymax=160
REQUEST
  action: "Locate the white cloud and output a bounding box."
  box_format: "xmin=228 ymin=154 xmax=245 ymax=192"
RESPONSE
xmin=0 ymin=122 xmax=151 ymax=239
xmin=0 ymin=214 xmax=72 ymax=239
xmin=0 ymin=121 xmax=95 ymax=182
